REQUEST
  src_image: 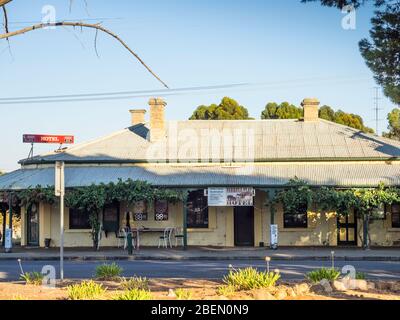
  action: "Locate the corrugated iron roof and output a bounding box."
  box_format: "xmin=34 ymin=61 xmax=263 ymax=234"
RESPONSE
xmin=1 ymin=163 xmax=400 ymax=190
xmin=20 ymin=119 xmax=400 ymax=164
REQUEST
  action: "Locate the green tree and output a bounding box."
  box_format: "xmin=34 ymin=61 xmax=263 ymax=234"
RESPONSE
xmin=190 ymin=97 xmax=252 ymax=120
xmin=261 ymin=102 xmax=303 ymax=119
xmin=383 ymin=108 xmax=400 ymax=140
xmin=302 ymin=0 xmax=400 ymax=105
xmin=359 ymin=2 xmax=400 ymax=105
xmin=319 ymin=105 xmax=335 ymax=121
xmin=261 ymin=102 xmax=374 ymax=133
xmin=320 ymin=106 xmax=374 ymax=133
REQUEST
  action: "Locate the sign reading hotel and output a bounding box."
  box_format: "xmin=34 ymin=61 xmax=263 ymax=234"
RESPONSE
xmin=208 ymin=187 xmax=255 ymax=206
xmin=23 ymin=134 xmax=74 ymax=144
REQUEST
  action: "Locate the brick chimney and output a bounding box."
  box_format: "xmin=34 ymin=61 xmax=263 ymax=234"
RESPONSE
xmin=301 ymin=98 xmax=320 ymax=121
xmin=129 ymin=109 xmax=146 ymax=126
xmin=149 ymin=97 xmax=167 ymax=142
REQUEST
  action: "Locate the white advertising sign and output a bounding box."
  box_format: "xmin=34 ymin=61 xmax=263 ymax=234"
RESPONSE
xmin=208 ymin=187 xmax=254 ymax=206
xmin=4 ymin=228 xmax=12 ymax=250
xmin=270 ymin=224 xmax=278 ymax=248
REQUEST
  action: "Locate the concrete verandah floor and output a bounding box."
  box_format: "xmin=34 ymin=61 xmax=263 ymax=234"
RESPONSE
xmin=0 ymin=246 xmax=400 ymax=261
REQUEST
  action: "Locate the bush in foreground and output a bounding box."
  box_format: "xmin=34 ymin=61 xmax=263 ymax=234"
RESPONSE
xmin=20 ymin=272 xmax=44 ymax=286
xmin=113 ymin=289 xmax=152 ymax=300
xmin=223 ymin=267 xmax=280 ymax=291
xmin=95 ymin=263 xmax=123 ymax=281
xmin=306 ymin=268 xmax=341 ymax=283
xmin=67 ymin=280 xmax=106 ymax=300
xmin=174 ymin=288 xmax=193 ymax=300
xmin=120 ymin=276 xmax=149 ymax=291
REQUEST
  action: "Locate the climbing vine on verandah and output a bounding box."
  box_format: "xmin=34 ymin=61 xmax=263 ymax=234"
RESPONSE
xmin=1 ymin=179 xmax=186 ymax=250
xmin=0 ymin=186 xmax=56 ymax=210
xmin=275 ymin=179 xmax=400 ymax=249
xmin=64 ymin=179 xmax=186 ymax=250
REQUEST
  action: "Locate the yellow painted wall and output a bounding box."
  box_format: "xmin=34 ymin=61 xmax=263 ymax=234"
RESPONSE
xmin=25 ymin=190 xmax=400 ymax=248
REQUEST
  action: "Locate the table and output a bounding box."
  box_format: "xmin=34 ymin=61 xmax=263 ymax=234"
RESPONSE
xmin=130 ymin=228 xmax=165 ymax=250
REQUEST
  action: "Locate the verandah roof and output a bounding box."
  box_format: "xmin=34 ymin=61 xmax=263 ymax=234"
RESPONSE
xmin=1 ymin=162 xmax=400 ymax=190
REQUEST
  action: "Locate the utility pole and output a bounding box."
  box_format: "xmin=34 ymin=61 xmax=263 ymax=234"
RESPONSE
xmin=373 ymin=87 xmax=383 ymax=134
xmin=55 ymin=161 xmax=65 ymax=281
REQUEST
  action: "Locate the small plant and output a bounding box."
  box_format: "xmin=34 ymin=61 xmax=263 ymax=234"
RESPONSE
xmin=306 ymin=268 xmax=341 ymax=283
xmin=356 ymin=272 xmax=367 ymax=280
xmin=217 ymin=285 xmax=236 ymax=296
xmin=120 ymin=276 xmax=149 ymax=291
xmin=67 ymin=280 xmax=106 ymax=300
xmin=223 ymin=267 xmax=280 ymax=291
xmin=20 ymin=272 xmax=44 ymax=285
xmin=95 ymin=263 xmax=123 ymax=280
xmin=174 ymin=288 xmax=193 ymax=300
xmin=113 ymin=289 xmax=152 ymax=300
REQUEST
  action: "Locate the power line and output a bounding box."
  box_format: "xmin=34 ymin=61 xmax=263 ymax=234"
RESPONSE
xmin=0 ymin=75 xmax=371 ymax=105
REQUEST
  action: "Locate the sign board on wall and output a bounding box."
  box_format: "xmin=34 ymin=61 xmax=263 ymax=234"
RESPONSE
xmin=270 ymin=224 xmax=278 ymax=249
xmin=23 ymin=134 xmax=74 ymax=144
xmin=4 ymin=228 xmax=12 ymax=250
xmin=207 ymin=187 xmax=255 ymax=206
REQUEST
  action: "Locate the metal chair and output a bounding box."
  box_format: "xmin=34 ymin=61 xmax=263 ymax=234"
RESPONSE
xmin=174 ymin=227 xmax=184 ymax=247
xmin=117 ymin=228 xmax=126 ymax=249
xmin=158 ymin=227 xmax=173 ymax=248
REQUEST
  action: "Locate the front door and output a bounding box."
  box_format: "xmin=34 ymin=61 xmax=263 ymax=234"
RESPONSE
xmin=234 ymin=207 xmax=254 ymax=246
xmin=27 ymin=203 xmax=39 ymax=246
xmin=337 ymin=211 xmax=357 ymax=246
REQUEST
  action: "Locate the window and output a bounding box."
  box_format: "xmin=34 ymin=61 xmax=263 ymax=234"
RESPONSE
xmin=283 ymin=203 xmax=308 ymax=228
xmin=187 ymin=190 xmax=208 ymax=229
xmin=103 ymin=202 xmax=120 ymax=233
xmin=392 ymin=204 xmax=400 ymax=228
xmin=69 ymin=209 xmax=91 ymax=229
xmin=133 ymin=201 xmax=148 ymax=221
xmin=154 ymin=200 xmax=168 ymax=221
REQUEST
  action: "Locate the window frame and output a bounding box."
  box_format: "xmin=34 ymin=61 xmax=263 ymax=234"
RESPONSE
xmin=391 ymin=203 xmax=400 ymax=228
xmin=103 ymin=202 xmax=120 ymax=233
xmin=283 ymin=202 xmax=308 ymax=229
xmin=187 ymin=190 xmax=209 ymax=229
xmin=69 ymin=208 xmax=91 ymax=230
xmin=154 ymin=199 xmax=169 ymax=221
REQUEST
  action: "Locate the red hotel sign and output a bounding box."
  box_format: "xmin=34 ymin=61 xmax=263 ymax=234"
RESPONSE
xmin=23 ymin=134 xmax=74 ymax=144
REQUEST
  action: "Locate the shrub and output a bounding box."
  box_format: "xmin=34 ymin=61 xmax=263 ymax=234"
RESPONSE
xmin=120 ymin=276 xmax=149 ymax=291
xmin=95 ymin=263 xmax=123 ymax=280
xmin=223 ymin=267 xmax=280 ymax=291
xmin=67 ymin=280 xmax=106 ymax=300
xmin=356 ymin=272 xmax=367 ymax=280
xmin=217 ymin=285 xmax=236 ymax=296
xmin=20 ymin=272 xmax=44 ymax=285
xmin=113 ymin=289 xmax=152 ymax=300
xmin=306 ymin=268 xmax=341 ymax=283
xmin=174 ymin=288 xmax=193 ymax=300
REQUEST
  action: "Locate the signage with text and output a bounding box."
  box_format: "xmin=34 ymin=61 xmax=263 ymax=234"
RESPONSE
xmin=23 ymin=134 xmax=74 ymax=144
xmin=208 ymin=187 xmax=255 ymax=206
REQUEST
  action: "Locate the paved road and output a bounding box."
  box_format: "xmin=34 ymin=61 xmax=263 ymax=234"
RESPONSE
xmin=0 ymin=259 xmax=399 ymax=281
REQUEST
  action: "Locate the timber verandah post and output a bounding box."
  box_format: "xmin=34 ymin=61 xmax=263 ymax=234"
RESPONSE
xmin=260 ymin=188 xmax=279 ymax=250
xmin=182 ymin=190 xmax=189 ymax=250
xmin=1 ymin=203 xmax=6 ymax=247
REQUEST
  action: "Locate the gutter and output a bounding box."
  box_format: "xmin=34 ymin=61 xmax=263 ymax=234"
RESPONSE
xmin=19 ymin=156 xmax=400 ymax=166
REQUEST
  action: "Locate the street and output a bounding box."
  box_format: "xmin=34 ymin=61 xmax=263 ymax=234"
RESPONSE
xmin=0 ymin=259 xmax=399 ymax=282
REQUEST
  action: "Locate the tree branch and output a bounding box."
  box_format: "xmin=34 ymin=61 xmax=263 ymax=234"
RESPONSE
xmin=2 ymin=5 xmax=8 ymax=35
xmin=0 ymin=0 xmax=11 ymax=7
xmin=0 ymin=21 xmax=169 ymax=88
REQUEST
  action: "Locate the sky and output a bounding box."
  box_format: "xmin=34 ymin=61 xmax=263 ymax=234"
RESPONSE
xmin=0 ymin=0 xmax=396 ymax=172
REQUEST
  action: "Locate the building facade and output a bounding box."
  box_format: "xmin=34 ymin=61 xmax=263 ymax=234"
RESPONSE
xmin=1 ymin=97 xmax=400 ymax=248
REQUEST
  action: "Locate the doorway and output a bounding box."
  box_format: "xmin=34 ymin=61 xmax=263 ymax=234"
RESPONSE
xmin=337 ymin=211 xmax=357 ymax=246
xmin=234 ymin=206 xmax=254 ymax=246
xmin=27 ymin=203 xmax=39 ymax=246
